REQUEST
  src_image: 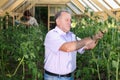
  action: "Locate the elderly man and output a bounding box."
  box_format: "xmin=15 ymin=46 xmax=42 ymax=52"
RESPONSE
xmin=44 ymin=10 xmax=103 ymax=80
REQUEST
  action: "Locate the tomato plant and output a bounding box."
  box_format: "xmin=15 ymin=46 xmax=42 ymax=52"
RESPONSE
xmin=72 ymin=15 xmax=120 ymax=80
xmin=0 ymin=23 xmax=47 ymax=80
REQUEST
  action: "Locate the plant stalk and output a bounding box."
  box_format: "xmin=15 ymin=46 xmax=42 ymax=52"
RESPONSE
xmin=12 ymin=56 xmax=24 ymax=76
xmin=92 ymin=52 xmax=101 ymax=80
xmin=116 ymin=53 xmax=119 ymax=80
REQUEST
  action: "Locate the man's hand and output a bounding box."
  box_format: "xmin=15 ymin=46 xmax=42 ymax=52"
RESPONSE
xmin=93 ymin=31 xmax=104 ymax=39
xmin=91 ymin=30 xmax=104 ymax=43
xmin=83 ymin=30 xmax=105 ymax=50
xmin=84 ymin=40 xmax=97 ymax=50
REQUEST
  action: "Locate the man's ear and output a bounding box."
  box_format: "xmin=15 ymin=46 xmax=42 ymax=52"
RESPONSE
xmin=56 ymin=18 xmax=59 ymax=25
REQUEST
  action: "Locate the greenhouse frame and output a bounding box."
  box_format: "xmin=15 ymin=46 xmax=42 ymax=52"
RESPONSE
xmin=0 ymin=0 xmax=120 ymax=80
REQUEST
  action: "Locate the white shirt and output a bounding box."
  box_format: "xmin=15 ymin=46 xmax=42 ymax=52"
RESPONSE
xmin=44 ymin=26 xmax=84 ymax=75
xmin=28 ymin=16 xmax=38 ymax=26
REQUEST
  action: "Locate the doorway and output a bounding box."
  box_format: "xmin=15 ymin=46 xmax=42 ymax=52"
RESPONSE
xmin=35 ymin=6 xmax=48 ymax=27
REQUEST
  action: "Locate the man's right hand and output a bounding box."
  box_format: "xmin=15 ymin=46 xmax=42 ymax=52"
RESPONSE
xmin=84 ymin=39 xmax=97 ymax=50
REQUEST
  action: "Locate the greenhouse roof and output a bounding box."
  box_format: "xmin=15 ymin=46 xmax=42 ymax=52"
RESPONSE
xmin=0 ymin=0 xmax=120 ymax=19
xmin=67 ymin=0 xmax=120 ymax=14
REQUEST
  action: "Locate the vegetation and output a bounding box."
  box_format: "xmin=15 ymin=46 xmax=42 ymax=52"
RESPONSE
xmin=0 ymin=22 xmax=47 ymax=80
xmin=0 ymin=12 xmax=120 ymax=80
xmin=71 ymin=14 xmax=120 ymax=80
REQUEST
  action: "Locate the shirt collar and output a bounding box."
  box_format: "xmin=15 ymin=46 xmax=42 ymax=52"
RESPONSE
xmin=54 ymin=26 xmax=66 ymax=35
xmin=54 ymin=26 xmax=73 ymax=36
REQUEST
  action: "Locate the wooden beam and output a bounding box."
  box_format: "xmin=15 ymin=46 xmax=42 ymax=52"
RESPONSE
xmin=91 ymin=0 xmax=117 ymax=19
xmin=0 ymin=0 xmax=8 ymax=8
xmin=72 ymin=0 xmax=94 ymax=18
xmin=116 ymin=12 xmax=120 ymax=20
xmin=114 ymin=0 xmax=120 ymax=6
xmin=88 ymin=0 xmax=101 ymax=11
xmin=111 ymin=8 xmax=120 ymax=12
xmin=36 ymin=0 xmax=70 ymax=4
xmin=66 ymin=2 xmax=78 ymax=14
xmin=48 ymin=5 xmax=50 ymax=30
xmin=103 ymin=0 xmax=113 ymax=9
xmin=94 ymin=12 xmax=108 ymax=20
xmin=3 ymin=0 xmax=25 ymax=15
xmin=72 ymin=0 xmax=85 ymax=12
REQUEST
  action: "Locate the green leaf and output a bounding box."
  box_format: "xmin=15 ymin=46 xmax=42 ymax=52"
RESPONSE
xmin=112 ymin=60 xmax=117 ymax=68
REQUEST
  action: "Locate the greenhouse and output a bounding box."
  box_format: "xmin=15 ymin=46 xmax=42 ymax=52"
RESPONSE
xmin=0 ymin=0 xmax=120 ymax=80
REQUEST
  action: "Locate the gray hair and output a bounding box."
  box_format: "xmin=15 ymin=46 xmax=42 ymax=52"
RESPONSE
xmin=54 ymin=10 xmax=71 ymax=21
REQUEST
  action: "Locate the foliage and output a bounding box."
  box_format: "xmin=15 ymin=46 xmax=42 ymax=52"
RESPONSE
xmin=0 ymin=11 xmax=120 ymax=80
xmin=0 ymin=23 xmax=47 ymax=80
xmin=71 ymin=15 xmax=120 ymax=80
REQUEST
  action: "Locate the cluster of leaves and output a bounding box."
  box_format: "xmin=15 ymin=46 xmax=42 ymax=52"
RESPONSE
xmin=0 ymin=24 xmax=47 ymax=80
xmin=72 ymin=16 xmax=120 ymax=80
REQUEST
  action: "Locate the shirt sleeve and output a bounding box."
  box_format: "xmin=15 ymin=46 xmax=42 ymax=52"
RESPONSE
xmin=77 ymin=47 xmax=85 ymax=54
xmin=44 ymin=31 xmax=66 ymax=53
xmin=28 ymin=17 xmax=38 ymax=26
xmin=33 ymin=18 xmax=39 ymax=26
xmin=76 ymin=36 xmax=85 ymax=54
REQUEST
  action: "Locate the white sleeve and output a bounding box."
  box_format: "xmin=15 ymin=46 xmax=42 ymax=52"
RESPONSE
xmin=44 ymin=31 xmax=65 ymax=53
xmin=77 ymin=47 xmax=85 ymax=54
xmin=76 ymin=36 xmax=85 ymax=54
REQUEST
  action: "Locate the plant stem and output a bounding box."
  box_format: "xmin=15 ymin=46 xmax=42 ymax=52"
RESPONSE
xmin=102 ymin=51 xmax=110 ymax=80
xmin=22 ymin=61 xmax=25 ymax=80
xmin=116 ymin=27 xmax=119 ymax=80
xmin=116 ymin=53 xmax=119 ymax=80
xmin=12 ymin=56 xmax=24 ymax=76
xmin=92 ymin=52 xmax=101 ymax=80
xmin=1 ymin=50 xmax=5 ymax=80
xmin=107 ymin=58 xmax=110 ymax=80
xmin=97 ymin=63 xmax=101 ymax=80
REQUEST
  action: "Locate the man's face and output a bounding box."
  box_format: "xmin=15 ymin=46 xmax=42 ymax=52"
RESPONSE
xmin=57 ymin=12 xmax=71 ymax=32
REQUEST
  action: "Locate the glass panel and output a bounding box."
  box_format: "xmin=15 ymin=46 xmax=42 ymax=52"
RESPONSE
xmin=50 ymin=23 xmax=55 ymax=30
xmin=78 ymin=0 xmax=87 ymax=7
xmin=105 ymin=0 xmax=120 ymax=9
xmin=50 ymin=7 xmax=55 ymax=14
xmin=67 ymin=2 xmax=81 ymax=14
xmin=89 ymin=0 xmax=102 ymax=11
xmin=98 ymin=0 xmax=111 ymax=9
xmin=117 ymin=0 xmax=120 ymax=4
xmin=83 ymin=0 xmax=98 ymax=12
xmin=57 ymin=7 xmax=62 ymax=12
xmin=66 ymin=6 xmax=75 ymax=15
xmin=50 ymin=16 xmax=55 ymax=21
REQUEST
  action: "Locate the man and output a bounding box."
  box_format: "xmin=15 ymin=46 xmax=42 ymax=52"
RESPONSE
xmin=22 ymin=10 xmax=38 ymax=26
xmin=15 ymin=10 xmax=39 ymax=27
xmin=44 ymin=10 xmax=103 ymax=80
